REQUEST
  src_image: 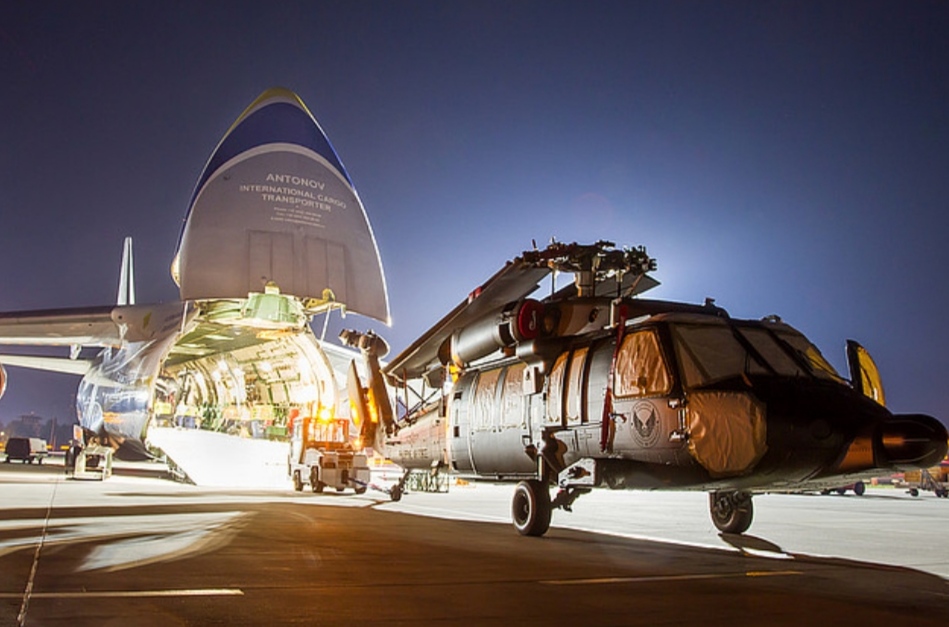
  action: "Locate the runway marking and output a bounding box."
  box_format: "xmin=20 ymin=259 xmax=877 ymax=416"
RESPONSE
xmin=0 ymin=588 xmax=244 ymax=599
xmin=541 ymin=570 xmax=804 ymax=585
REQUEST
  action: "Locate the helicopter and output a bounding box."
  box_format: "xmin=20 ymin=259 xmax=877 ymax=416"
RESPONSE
xmin=344 ymin=240 xmax=948 ymax=536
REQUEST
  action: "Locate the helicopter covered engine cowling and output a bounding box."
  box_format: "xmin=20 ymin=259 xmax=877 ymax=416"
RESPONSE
xmin=445 ymin=299 xmax=544 ymax=368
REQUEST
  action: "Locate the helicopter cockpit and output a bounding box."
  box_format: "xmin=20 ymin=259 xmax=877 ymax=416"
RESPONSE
xmin=667 ymin=315 xmax=846 ymax=389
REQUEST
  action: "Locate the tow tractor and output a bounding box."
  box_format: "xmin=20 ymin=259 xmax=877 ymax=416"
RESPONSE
xmin=289 ymin=412 xmax=370 ymax=494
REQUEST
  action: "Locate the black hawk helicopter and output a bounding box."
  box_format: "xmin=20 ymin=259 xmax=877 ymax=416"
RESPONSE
xmin=345 ymin=240 xmax=947 ymax=536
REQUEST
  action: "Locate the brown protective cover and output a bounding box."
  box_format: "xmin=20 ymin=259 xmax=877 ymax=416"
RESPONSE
xmin=687 ymin=391 xmax=767 ymax=477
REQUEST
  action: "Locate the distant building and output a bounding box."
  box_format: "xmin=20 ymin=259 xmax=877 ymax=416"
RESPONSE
xmin=10 ymin=413 xmax=44 ymax=438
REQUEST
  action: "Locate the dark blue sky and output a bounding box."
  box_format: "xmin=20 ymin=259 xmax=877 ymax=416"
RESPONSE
xmin=1 ymin=1 xmax=947 ymax=426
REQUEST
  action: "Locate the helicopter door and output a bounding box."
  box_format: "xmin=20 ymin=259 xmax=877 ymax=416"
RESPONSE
xmin=846 ymin=340 xmax=886 ymax=406
xmin=467 ymin=364 xmax=535 ymax=476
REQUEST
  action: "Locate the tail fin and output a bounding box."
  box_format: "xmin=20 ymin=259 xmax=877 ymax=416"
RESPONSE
xmin=117 ymin=236 xmax=136 ymax=306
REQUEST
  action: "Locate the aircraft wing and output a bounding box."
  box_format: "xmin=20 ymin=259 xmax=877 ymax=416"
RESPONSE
xmin=0 ymin=306 xmax=117 ymax=377
xmin=384 ymin=258 xmax=552 ymax=382
xmin=0 ymin=306 xmax=121 ymax=347
xmin=0 ymin=302 xmax=189 ymax=375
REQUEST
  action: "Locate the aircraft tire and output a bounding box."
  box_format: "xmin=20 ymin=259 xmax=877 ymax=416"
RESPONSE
xmin=512 ymin=479 xmax=551 ymax=537
xmin=709 ymin=491 xmax=754 ymax=534
xmin=292 ymin=471 xmax=303 ymax=492
xmin=390 ymin=484 xmax=402 ymax=502
xmin=355 ymin=486 xmax=367 ymax=495
xmin=853 ymin=481 xmax=866 ymax=496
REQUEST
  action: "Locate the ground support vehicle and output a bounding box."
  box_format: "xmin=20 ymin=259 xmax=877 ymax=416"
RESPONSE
xmin=4 ymin=437 xmax=48 ymax=464
xmin=901 ymin=467 xmax=948 ymax=498
xmin=404 ymin=461 xmax=450 ymax=494
xmin=72 ymin=443 xmax=114 ymax=480
xmin=289 ymin=415 xmax=370 ymax=494
xmin=292 ymin=447 xmax=371 ymax=494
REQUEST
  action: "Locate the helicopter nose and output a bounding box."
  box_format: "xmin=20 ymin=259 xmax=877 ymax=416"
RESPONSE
xmin=878 ymin=413 xmax=948 ymax=469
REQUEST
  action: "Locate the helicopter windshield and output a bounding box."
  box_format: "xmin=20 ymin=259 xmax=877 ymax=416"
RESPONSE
xmin=671 ymin=319 xmax=843 ymax=388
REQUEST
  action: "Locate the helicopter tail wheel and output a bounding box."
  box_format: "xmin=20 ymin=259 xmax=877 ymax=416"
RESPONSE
xmin=512 ymin=479 xmax=552 ymax=537
xmin=709 ymin=491 xmax=754 ymax=534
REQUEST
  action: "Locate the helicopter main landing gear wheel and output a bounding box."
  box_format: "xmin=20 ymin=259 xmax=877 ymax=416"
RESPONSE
xmin=512 ymin=479 xmax=552 ymax=537
xmin=709 ymin=491 xmax=754 ymax=534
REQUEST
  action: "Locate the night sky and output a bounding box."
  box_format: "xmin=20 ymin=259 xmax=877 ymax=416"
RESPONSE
xmin=1 ymin=2 xmax=947 ymax=428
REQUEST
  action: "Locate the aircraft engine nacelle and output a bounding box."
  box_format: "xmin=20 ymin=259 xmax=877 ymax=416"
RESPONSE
xmin=0 ymin=363 xmax=7 ymax=401
xmin=445 ymin=299 xmax=544 ymax=368
xmin=877 ymin=413 xmax=948 ymax=469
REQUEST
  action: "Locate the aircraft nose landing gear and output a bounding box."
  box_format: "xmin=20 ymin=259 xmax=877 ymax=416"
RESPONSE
xmin=709 ymin=491 xmax=754 ymax=534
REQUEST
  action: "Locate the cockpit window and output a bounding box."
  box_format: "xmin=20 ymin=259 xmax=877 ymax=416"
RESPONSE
xmin=614 ymin=329 xmax=672 ymax=397
xmin=739 ymin=327 xmax=807 ymax=377
xmin=672 ymin=322 xmax=843 ymax=388
xmin=673 ymin=324 xmax=748 ymax=388
xmin=774 ymin=330 xmax=844 ymax=382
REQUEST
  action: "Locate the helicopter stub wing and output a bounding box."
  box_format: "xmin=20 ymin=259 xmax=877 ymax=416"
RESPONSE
xmin=384 ymin=258 xmax=551 ymax=382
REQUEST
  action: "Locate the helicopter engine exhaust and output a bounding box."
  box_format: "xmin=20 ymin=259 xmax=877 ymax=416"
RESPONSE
xmin=877 ymin=413 xmax=947 ymax=468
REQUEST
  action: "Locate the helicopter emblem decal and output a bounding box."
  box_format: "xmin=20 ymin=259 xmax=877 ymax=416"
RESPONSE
xmin=631 ymin=401 xmax=661 ymax=448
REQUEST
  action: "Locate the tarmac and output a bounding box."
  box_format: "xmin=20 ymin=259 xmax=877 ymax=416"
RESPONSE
xmin=1 ymin=456 xmax=947 ymax=626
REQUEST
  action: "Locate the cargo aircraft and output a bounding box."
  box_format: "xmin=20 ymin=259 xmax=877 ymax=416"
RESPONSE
xmin=346 ymin=240 xmax=947 ymax=536
xmin=0 ymin=88 xmax=389 ymax=485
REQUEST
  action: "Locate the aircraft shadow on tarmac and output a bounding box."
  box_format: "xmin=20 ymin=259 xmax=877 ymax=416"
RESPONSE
xmin=718 ymin=532 xmax=787 ymax=555
xmin=716 ymin=531 xmax=944 ymax=582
